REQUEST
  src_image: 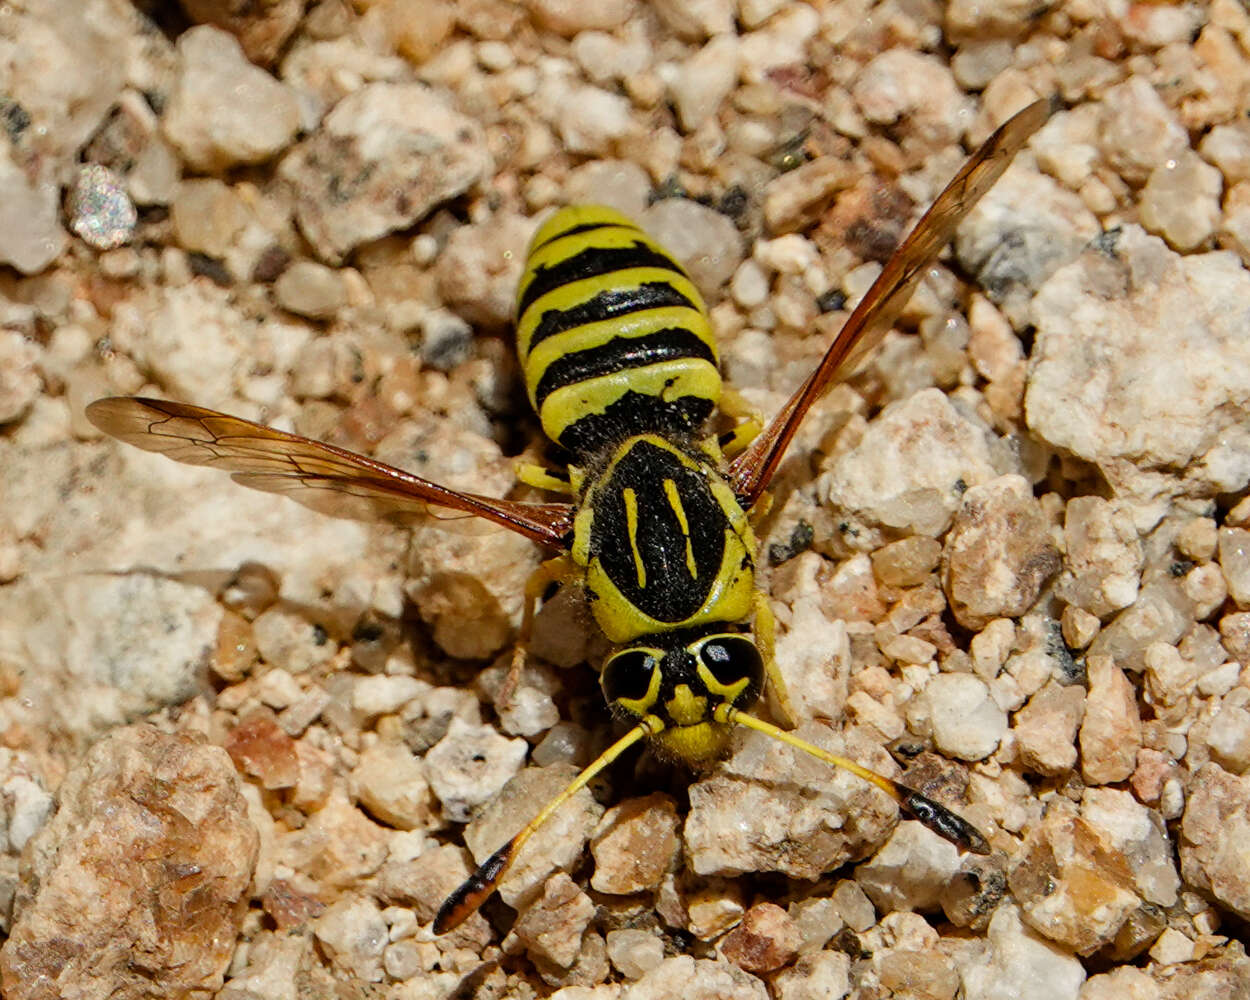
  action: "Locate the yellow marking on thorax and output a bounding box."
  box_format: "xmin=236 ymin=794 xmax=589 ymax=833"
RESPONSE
xmin=662 ymin=478 xmax=699 ymax=579
xmin=622 ymin=487 xmax=646 ymax=588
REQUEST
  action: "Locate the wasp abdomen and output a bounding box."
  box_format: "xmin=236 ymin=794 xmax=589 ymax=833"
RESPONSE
xmin=516 ymin=205 xmax=721 ymax=457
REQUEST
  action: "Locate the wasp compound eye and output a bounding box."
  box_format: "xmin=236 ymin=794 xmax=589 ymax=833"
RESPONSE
xmin=601 ymin=648 xmax=661 ymax=706
xmin=694 ymin=634 xmax=764 ymax=694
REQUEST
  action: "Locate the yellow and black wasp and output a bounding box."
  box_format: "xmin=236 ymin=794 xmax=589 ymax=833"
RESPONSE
xmin=87 ymin=99 xmax=1050 ymax=934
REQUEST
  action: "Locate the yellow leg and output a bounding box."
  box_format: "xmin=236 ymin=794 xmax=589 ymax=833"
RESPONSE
xmin=515 ymin=461 xmax=574 ymax=494
xmin=498 ymin=555 xmax=578 ymax=708
xmin=434 ymin=718 xmax=656 ymax=933
xmin=754 ymin=590 xmax=795 ymax=730
xmin=720 ymin=706 xmax=990 ymax=857
xmin=718 ymin=387 xmax=764 ymax=458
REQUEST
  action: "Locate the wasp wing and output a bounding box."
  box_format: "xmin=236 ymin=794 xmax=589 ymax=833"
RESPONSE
xmin=728 ymin=99 xmax=1051 ymax=506
xmin=86 ymin=397 xmax=574 ymax=548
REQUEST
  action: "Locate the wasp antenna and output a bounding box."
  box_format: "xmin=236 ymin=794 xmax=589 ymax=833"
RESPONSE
xmin=433 ymin=720 xmax=654 ymax=934
xmin=724 ymin=708 xmax=991 ymax=855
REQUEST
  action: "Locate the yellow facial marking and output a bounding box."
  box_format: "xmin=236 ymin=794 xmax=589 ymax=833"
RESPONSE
xmin=623 ymin=487 xmax=645 ymax=588
xmin=662 ymin=477 xmax=699 ymax=579
xmin=666 ymin=684 xmax=708 ymax=727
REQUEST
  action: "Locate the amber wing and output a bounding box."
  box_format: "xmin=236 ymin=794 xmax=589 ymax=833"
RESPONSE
xmin=729 ymin=98 xmax=1052 ymax=506
xmin=86 ymin=397 xmax=574 ymax=548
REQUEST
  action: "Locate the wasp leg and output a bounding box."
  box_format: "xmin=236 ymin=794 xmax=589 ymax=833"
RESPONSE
xmin=717 ymin=387 xmax=764 ymax=459
xmin=515 ymin=461 xmax=574 ymax=494
xmin=434 ymin=719 xmax=655 ymax=933
xmin=499 ymin=554 xmax=579 ymax=709
xmin=754 ymin=590 xmax=797 ymax=730
xmin=721 ymin=706 xmax=991 ymax=856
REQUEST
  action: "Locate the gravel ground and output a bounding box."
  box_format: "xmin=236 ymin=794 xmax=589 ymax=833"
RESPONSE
xmin=2 ymin=2 xmax=1250 ymax=999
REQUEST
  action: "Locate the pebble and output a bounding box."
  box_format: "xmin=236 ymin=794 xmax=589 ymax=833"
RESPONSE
xmin=957 ymin=160 xmax=1100 ymax=327
xmin=828 ymin=388 xmax=1000 ymax=538
xmin=1083 ymin=966 xmax=1166 ymax=1000
xmin=67 ymin=164 xmax=137 ymax=250
xmin=684 ymin=877 xmax=746 ymax=939
xmin=770 ymin=552 xmax=852 ymax=721
xmin=350 ymin=740 xmax=434 ymax=830
xmin=641 ymin=198 xmax=743 ymax=291
xmin=513 ymin=872 xmax=596 ymax=969
xmin=911 ymin=672 xmax=1007 ymax=762
xmin=853 ymin=821 xmax=963 ymax=914
xmin=763 ymin=158 xmax=852 ymax=235
xmin=1010 ymin=800 xmax=1143 ymax=955
xmin=1026 ymin=226 xmax=1250 ymax=509
xmin=424 ymin=717 xmax=528 ymax=823
xmin=1098 ymin=77 xmax=1189 ymax=184
xmin=1060 ymin=605 xmax=1100 ymax=650
xmin=831 ymin=877 xmax=876 ymax=932
xmin=942 ymin=475 xmax=1060 ymax=630
xmin=1082 ymin=787 xmax=1179 ymax=908
xmin=772 ymin=950 xmax=851 ymax=1000
xmin=971 ymin=618 xmax=1016 ymax=680
xmin=0 ymin=330 xmax=41 ymax=424
xmin=1143 ymin=641 xmax=1202 ymax=708
xmin=606 ymin=928 xmax=665 ymax=980
xmin=180 ymin=0 xmax=302 ymax=64
xmin=1201 ymin=119 xmax=1250 ymax=185
xmin=624 ymin=955 xmax=768 ymax=1000
xmin=0 ymin=751 xmax=53 ymax=854
xmin=313 ymin=895 xmax=388 ymax=981
xmin=251 ymin=605 xmax=337 ymax=675
xmin=1056 ymin=497 xmax=1143 ymax=619
xmin=650 ymin=0 xmax=734 ymax=38
xmin=275 ymin=790 xmax=389 ymax=892
xmin=432 ymin=210 xmax=533 ymax=327
xmin=225 ymin=709 xmax=299 ymax=789
xmin=1180 ymin=762 xmax=1250 ymax=919
xmin=960 ymin=903 xmax=1085 ymax=1000
xmin=280 ymin=82 xmax=490 ymax=263
xmin=1014 ymin=680 xmax=1085 ymax=776
xmin=872 ymin=536 xmax=942 ymax=588
xmin=786 ymin=897 xmax=843 ymax=954
xmin=528 ymin=0 xmax=637 ymax=35
xmin=1205 ymin=698 xmax=1250 ymax=773
xmin=851 ymin=50 xmax=968 ymax=146
xmin=1220 ymin=527 xmax=1250 ymax=607
xmin=1140 ymin=149 xmax=1223 ymax=252
xmin=1148 ymin=926 xmax=1195 ymax=966
xmin=671 ymin=34 xmax=738 ymax=132
xmin=273 ymin=260 xmax=346 ymax=320
xmin=351 ymin=674 xmax=424 ymax=719
xmin=537 ymin=77 xmax=633 ymax=157
xmin=163 ymin=26 xmax=300 ymax=172
xmin=406 ymin=517 xmax=539 ymax=661
xmin=1079 ymin=655 xmax=1142 ymax=785
xmin=737 ymin=4 xmax=819 ymax=80
xmin=590 ymin=793 xmax=680 ymax=895
xmin=719 ymin=902 xmax=800 ymax=974
xmin=0 ymin=149 xmax=66 ymax=274
xmin=50 ymin=573 xmax=221 ymax=719
xmin=0 ymin=726 xmax=257 ymax=998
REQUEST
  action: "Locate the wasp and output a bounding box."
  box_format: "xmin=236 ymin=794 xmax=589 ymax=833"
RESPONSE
xmin=87 ymin=99 xmax=1050 ymax=934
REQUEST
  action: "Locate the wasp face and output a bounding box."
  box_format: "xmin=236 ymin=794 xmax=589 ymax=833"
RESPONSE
xmin=600 ymin=631 xmax=764 ymax=763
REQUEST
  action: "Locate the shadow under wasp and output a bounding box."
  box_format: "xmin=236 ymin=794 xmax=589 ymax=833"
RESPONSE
xmin=88 ymin=99 xmax=1051 ymax=934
